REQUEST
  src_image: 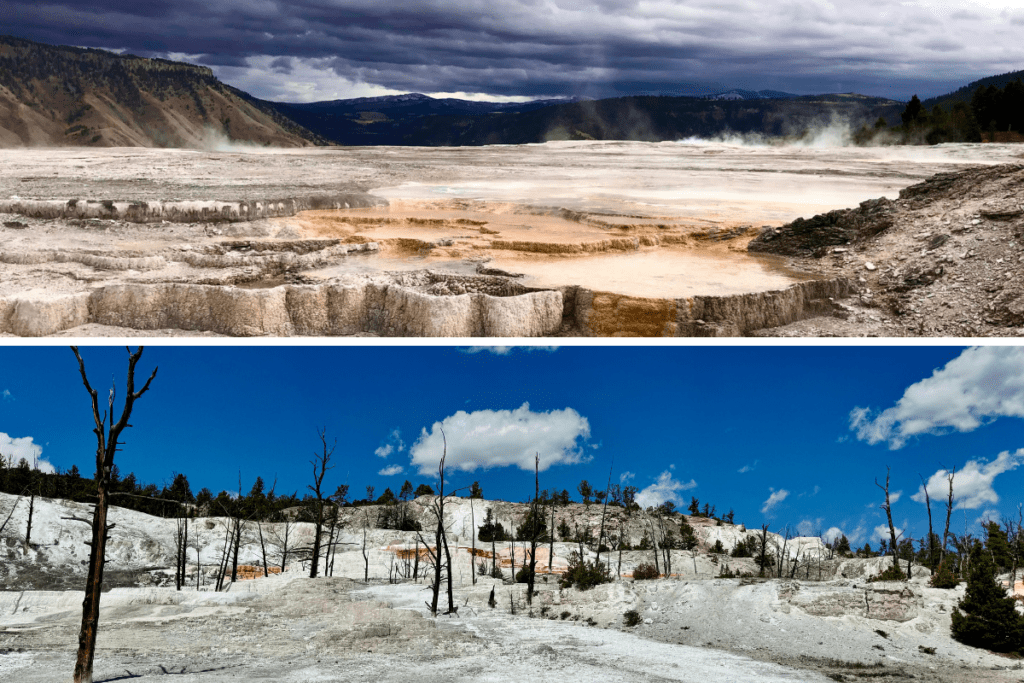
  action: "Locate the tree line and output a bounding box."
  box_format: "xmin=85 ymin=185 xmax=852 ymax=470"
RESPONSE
xmin=868 ymin=78 xmax=1024 ymax=145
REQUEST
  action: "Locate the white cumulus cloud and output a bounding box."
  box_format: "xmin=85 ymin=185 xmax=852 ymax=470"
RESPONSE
xmin=822 ymin=527 xmax=845 ymax=544
xmin=761 ymin=488 xmax=789 ymax=515
xmin=619 ymin=471 xmax=635 ymax=484
xmin=375 ymin=429 xmax=405 ymax=458
xmin=2 ymin=389 xmax=11 ymax=401
xmin=797 ymin=518 xmax=823 ymax=537
xmin=872 ymin=523 xmax=905 ymax=543
xmin=378 ymin=464 xmax=404 ymax=476
xmin=850 ymin=347 xmax=1024 ymax=449
xmin=460 ymin=346 xmax=559 ymax=355
xmin=911 ymin=449 xmax=1024 ymax=510
xmin=409 ymin=402 xmax=591 ymax=475
xmin=635 ymin=471 xmax=697 ymax=509
xmin=0 ymin=433 xmax=54 ymax=474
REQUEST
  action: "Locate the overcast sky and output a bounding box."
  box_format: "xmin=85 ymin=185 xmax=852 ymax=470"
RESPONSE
xmin=3 ymin=1 xmax=1023 ymax=102
xmin=2 ymin=345 xmax=1023 ymax=547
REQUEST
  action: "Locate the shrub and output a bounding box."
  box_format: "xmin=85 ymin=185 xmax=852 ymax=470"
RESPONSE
xmin=731 ymin=538 xmax=754 ymax=558
xmin=515 ymin=566 xmax=534 ymax=583
xmin=623 ymin=609 xmax=642 ymax=627
xmin=929 ymin=561 xmax=959 ymax=589
xmin=632 ymin=563 xmax=659 ymax=580
xmin=560 ymin=610 xmax=571 ymax=620
xmin=867 ymin=564 xmax=906 ymax=582
xmin=951 ymin=542 xmax=1024 ymax=653
xmin=712 ymin=539 xmax=725 ymax=554
xmin=489 ymin=564 xmax=505 ymax=580
xmin=559 ymin=552 xmax=612 ymax=591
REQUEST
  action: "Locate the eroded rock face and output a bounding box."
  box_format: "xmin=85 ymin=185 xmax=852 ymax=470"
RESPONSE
xmin=0 ymin=281 xmax=565 ymax=337
xmin=0 ymin=194 xmax=384 ymax=223
xmin=572 ymin=278 xmax=852 ymax=337
xmin=791 ymin=583 xmax=920 ymax=622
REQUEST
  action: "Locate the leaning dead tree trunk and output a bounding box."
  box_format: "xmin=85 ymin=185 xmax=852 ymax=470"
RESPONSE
xmin=875 ymin=466 xmax=901 ymax=572
xmin=0 ymin=494 xmax=21 ymax=540
xmin=71 ymin=346 xmax=157 ymax=683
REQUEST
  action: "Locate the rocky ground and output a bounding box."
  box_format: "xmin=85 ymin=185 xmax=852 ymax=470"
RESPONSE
xmin=1 ymin=142 xmax=1020 ymax=337
xmin=2 ymin=493 xmax=1023 ymax=682
xmin=1 ymin=571 xmax=1021 ymax=683
xmin=751 ymin=164 xmax=1024 ymax=336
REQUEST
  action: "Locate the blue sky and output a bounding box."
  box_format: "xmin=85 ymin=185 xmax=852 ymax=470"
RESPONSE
xmin=2 ymin=344 xmax=1022 ymax=547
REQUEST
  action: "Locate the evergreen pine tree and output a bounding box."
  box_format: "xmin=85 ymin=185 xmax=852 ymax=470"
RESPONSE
xmin=950 ymin=542 xmax=1024 ymax=653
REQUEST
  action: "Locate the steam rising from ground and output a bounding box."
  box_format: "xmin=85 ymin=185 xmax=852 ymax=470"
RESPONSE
xmin=675 ymin=116 xmax=895 ymax=149
xmin=199 ymin=127 xmax=288 ymax=153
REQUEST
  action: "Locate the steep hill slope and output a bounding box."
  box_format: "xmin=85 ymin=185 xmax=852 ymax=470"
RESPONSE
xmin=0 ymin=36 xmax=322 ymax=148
xmin=922 ymin=68 xmax=1024 ymax=111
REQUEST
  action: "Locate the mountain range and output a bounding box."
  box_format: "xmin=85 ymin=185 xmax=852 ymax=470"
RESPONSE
xmin=0 ymin=35 xmax=320 ymax=147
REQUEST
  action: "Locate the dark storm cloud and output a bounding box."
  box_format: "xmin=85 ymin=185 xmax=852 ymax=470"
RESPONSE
xmin=1 ymin=0 xmax=1020 ymax=101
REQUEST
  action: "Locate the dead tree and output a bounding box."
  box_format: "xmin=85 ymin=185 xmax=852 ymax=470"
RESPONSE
xmin=549 ymin=501 xmax=556 ymax=573
xmin=0 ymin=494 xmax=21 ymax=540
xmin=24 ymin=486 xmax=35 ymax=549
xmin=875 ymin=466 xmax=901 ymax=572
xmin=308 ymin=428 xmax=336 ymax=579
xmin=213 ymin=513 xmax=236 ymax=592
xmin=595 ymin=464 xmax=613 ymax=567
xmin=1007 ymin=504 xmax=1022 ymax=592
xmin=71 ymin=346 xmax=157 ymax=683
xmin=267 ymin=509 xmax=294 ymax=573
xmin=174 ymin=512 xmax=190 ymax=590
xmin=415 ymin=428 xmax=457 ymax=616
xmin=526 ymin=453 xmax=540 ymax=605
xmin=648 ymin=513 xmax=661 ymax=576
xmin=757 ymin=524 xmax=771 ymax=577
xmin=470 ymin=497 xmax=477 ymax=586
xmin=941 ymin=466 xmax=956 ymax=567
xmin=776 ymin=526 xmax=791 ymax=579
xmin=362 ymin=510 xmax=370 ymax=582
xmin=230 ymin=473 xmax=243 ymax=584
xmin=191 ymin=522 xmax=203 ymax=590
xmin=919 ymin=473 xmax=935 ymax=574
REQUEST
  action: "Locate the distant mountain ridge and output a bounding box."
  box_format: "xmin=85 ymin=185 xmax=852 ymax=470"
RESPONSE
xmin=0 ymin=35 xmax=322 ymax=147
xmin=270 ymin=92 xmax=901 ymax=146
xmin=705 ymin=89 xmax=799 ymax=101
xmin=921 ymin=68 xmax=1024 ymax=111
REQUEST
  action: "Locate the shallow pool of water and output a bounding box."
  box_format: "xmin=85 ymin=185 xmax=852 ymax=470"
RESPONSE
xmin=306 ymin=247 xmax=817 ymax=299
xmin=487 ymin=249 xmax=816 ymax=298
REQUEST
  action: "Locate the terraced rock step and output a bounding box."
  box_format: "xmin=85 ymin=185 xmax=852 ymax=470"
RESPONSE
xmin=0 ymin=193 xmax=385 ymax=223
xmin=0 ymin=276 xmax=849 ymax=337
